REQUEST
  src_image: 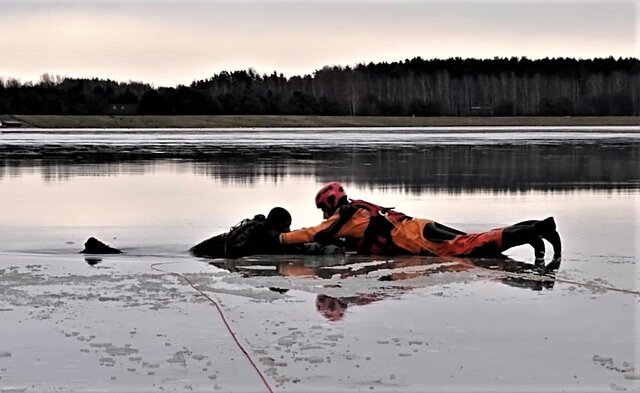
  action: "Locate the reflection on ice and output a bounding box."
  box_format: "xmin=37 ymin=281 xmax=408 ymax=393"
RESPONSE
xmin=208 ymin=254 xmax=561 ymax=321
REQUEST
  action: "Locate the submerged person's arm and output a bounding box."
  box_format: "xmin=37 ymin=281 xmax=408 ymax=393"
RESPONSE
xmin=293 ymin=242 xmax=344 ymax=255
xmin=280 ymin=209 xmax=370 ymax=245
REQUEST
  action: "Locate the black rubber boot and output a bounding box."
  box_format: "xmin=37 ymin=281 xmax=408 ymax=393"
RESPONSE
xmin=502 ymin=223 xmax=545 ymax=259
xmin=534 ymin=217 xmax=562 ymax=259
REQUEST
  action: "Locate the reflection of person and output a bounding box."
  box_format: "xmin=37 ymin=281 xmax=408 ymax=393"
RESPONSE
xmin=315 ymin=295 xmax=348 ymax=321
xmin=313 ymin=255 xmax=560 ymax=321
xmin=279 ymin=182 xmax=562 ymax=260
xmin=191 ymin=207 xmax=342 ymax=258
xmin=208 ymin=251 xmax=560 ymax=321
xmin=316 ymin=294 xmax=382 ymax=321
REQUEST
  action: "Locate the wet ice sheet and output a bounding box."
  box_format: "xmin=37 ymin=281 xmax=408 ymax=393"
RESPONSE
xmin=0 ymin=253 xmax=256 ymax=392
xmin=0 ymin=252 xmax=638 ymax=392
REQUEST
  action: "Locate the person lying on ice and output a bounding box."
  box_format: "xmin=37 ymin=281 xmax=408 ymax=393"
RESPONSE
xmin=278 ymin=182 xmax=562 ymax=260
xmin=191 ymin=207 xmax=342 ymax=258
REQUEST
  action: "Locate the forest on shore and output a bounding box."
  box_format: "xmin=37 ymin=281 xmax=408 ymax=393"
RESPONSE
xmin=1 ymin=57 xmax=638 ymax=117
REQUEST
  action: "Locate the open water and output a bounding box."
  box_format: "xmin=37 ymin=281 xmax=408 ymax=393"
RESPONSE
xmin=0 ymin=128 xmax=638 ymax=392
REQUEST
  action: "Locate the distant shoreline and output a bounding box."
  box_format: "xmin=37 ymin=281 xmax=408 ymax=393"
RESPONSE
xmin=4 ymin=115 xmax=640 ymax=129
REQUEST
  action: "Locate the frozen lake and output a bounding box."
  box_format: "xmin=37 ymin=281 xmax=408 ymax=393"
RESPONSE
xmin=0 ymin=128 xmax=639 ymax=392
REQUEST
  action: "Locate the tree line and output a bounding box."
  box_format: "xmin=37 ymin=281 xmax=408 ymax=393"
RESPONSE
xmin=1 ymin=57 xmax=638 ymax=116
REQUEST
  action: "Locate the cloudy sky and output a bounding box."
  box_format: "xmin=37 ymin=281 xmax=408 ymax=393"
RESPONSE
xmin=0 ymin=0 xmax=637 ymax=87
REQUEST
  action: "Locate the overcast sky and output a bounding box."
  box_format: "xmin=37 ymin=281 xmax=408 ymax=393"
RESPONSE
xmin=0 ymin=0 xmax=637 ymax=87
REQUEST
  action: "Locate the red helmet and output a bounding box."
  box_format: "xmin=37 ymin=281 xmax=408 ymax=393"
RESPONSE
xmin=315 ymin=182 xmax=348 ymax=218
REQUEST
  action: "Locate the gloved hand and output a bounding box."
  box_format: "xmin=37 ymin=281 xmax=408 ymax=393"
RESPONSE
xmin=300 ymin=242 xmax=344 ymax=255
xmin=318 ymin=244 xmax=344 ymax=255
xmin=300 ymin=242 xmax=321 ymax=254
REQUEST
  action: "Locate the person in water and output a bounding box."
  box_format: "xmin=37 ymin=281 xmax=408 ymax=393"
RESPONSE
xmin=191 ymin=207 xmax=342 ymax=258
xmin=278 ymin=182 xmax=562 ymax=260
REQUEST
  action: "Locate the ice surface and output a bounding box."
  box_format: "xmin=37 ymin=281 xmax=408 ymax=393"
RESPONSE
xmin=0 ymin=249 xmax=637 ymax=392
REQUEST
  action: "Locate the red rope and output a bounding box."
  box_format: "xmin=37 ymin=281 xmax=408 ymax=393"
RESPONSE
xmin=150 ymin=262 xmax=275 ymax=393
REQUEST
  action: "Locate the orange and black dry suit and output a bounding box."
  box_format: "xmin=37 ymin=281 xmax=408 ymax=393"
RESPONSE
xmin=280 ymin=199 xmax=506 ymax=257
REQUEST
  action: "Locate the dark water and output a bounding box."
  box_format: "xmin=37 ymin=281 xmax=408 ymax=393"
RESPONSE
xmin=2 ymin=137 xmax=638 ymax=192
xmin=1 ymin=130 xmax=637 ymax=273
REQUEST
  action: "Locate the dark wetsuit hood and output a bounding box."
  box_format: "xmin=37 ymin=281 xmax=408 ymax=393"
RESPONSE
xmin=267 ymin=207 xmax=292 ymax=232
